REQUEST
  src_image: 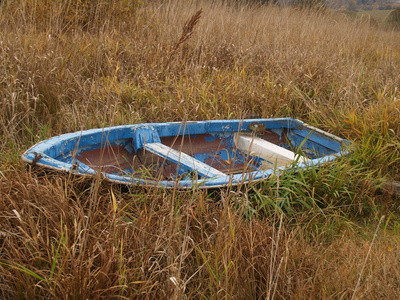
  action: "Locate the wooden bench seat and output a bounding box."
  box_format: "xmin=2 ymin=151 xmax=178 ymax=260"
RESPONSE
xmin=235 ymin=133 xmax=309 ymax=169
xmin=144 ymin=142 xmax=226 ymax=178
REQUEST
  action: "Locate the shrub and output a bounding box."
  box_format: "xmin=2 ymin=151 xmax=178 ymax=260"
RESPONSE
xmin=386 ymin=8 xmax=400 ymax=29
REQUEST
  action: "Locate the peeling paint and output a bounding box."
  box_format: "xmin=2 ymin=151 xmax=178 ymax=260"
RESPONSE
xmin=21 ymin=118 xmax=353 ymax=188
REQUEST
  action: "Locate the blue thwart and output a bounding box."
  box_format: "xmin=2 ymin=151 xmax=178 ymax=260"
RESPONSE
xmin=21 ymin=118 xmax=353 ymax=188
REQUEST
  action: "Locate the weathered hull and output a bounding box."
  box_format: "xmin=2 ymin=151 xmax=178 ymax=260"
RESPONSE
xmin=21 ymin=118 xmax=352 ymax=188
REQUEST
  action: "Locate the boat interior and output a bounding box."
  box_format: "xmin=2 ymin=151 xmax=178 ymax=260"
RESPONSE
xmin=71 ymin=125 xmax=337 ymax=181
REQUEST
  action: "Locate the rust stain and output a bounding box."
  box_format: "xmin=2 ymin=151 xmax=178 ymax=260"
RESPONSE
xmin=76 ymin=145 xmax=136 ymax=174
xmin=257 ymin=129 xmax=284 ymax=144
xmin=203 ymin=152 xmax=259 ymax=175
xmin=75 ymin=129 xmax=289 ymax=179
xmin=161 ymin=134 xmax=230 ymax=155
xmin=76 ymin=145 xmax=180 ymax=180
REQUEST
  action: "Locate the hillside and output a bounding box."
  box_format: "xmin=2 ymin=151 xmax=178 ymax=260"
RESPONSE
xmin=1 ymin=0 xmax=400 ymax=298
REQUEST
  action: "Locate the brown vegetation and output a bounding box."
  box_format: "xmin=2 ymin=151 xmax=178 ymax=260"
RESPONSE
xmin=1 ymin=0 xmax=400 ymax=298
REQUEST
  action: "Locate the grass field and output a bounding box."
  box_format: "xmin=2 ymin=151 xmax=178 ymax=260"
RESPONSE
xmin=357 ymin=9 xmax=392 ymax=23
xmin=1 ymin=0 xmax=400 ymax=298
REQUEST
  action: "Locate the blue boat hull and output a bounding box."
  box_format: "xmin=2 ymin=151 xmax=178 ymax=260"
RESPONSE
xmin=21 ymin=118 xmax=352 ymax=188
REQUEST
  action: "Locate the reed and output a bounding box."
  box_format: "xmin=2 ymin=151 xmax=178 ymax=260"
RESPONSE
xmin=1 ymin=0 xmax=400 ymax=298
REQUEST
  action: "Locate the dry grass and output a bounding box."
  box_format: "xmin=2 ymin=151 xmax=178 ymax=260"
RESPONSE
xmin=1 ymin=0 xmax=400 ymax=298
xmin=2 ymin=170 xmax=400 ymax=298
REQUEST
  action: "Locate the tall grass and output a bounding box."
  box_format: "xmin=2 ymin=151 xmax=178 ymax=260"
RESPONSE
xmin=1 ymin=0 xmax=400 ymax=298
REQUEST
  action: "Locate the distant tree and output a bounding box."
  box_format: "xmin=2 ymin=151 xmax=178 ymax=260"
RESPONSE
xmin=347 ymin=0 xmax=357 ymax=11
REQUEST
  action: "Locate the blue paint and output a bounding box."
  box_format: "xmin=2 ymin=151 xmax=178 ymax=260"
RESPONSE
xmin=21 ymin=118 xmax=354 ymax=188
xmin=203 ymin=135 xmax=218 ymax=142
xmin=133 ymin=126 xmax=161 ymax=151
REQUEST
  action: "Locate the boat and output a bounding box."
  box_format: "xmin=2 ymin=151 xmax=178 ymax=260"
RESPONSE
xmin=21 ymin=118 xmax=352 ymax=188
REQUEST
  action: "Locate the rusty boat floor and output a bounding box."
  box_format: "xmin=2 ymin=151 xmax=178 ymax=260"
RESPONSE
xmin=22 ymin=118 xmax=352 ymax=188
